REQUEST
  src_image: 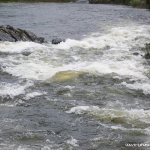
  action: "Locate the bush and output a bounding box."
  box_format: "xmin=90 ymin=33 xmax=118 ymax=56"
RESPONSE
xmin=130 ymin=0 xmax=146 ymax=7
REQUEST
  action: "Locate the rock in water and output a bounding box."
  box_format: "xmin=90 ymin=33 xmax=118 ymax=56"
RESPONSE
xmin=143 ymin=43 xmax=150 ymax=59
xmin=22 ymin=51 xmax=32 ymax=56
xmin=145 ymin=53 xmax=150 ymax=59
xmin=52 ymin=38 xmax=65 ymax=44
xmin=0 ymin=25 xmax=45 ymax=43
xmin=133 ymin=52 xmax=139 ymax=56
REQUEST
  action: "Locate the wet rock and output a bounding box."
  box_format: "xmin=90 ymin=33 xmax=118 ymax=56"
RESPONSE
xmin=22 ymin=51 xmax=32 ymax=56
xmin=143 ymin=43 xmax=150 ymax=59
xmin=0 ymin=31 xmax=15 ymax=42
xmin=133 ymin=52 xmax=139 ymax=56
xmin=145 ymin=53 xmax=150 ymax=59
xmin=0 ymin=25 xmax=45 ymax=43
xmin=51 ymin=38 xmax=65 ymax=44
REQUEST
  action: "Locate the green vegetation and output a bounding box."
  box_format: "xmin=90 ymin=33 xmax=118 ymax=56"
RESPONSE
xmin=130 ymin=0 xmax=148 ymax=7
xmin=89 ymin=0 xmax=150 ymax=8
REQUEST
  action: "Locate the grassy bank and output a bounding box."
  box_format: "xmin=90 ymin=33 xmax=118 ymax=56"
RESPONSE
xmin=89 ymin=0 xmax=150 ymax=8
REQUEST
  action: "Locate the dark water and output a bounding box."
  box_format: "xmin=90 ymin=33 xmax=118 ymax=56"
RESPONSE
xmin=0 ymin=3 xmax=150 ymax=150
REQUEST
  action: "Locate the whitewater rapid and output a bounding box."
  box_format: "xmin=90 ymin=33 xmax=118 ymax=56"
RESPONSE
xmin=0 ymin=25 xmax=150 ymax=95
xmin=0 ymin=24 xmax=150 ymax=150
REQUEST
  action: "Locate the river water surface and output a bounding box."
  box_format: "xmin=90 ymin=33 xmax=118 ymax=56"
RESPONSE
xmin=0 ymin=3 xmax=150 ymax=150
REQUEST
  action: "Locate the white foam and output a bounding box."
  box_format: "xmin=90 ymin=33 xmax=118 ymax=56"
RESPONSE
xmin=66 ymin=137 xmax=78 ymax=147
xmin=53 ymin=25 xmax=150 ymax=50
xmin=0 ymin=103 xmax=14 ymax=107
xmin=122 ymin=82 xmax=150 ymax=95
xmin=83 ymin=60 xmax=147 ymax=79
xmin=0 ymin=41 xmax=46 ymax=54
xmin=51 ymin=25 xmax=150 ymax=94
xmin=67 ymin=106 xmax=99 ymax=114
xmin=67 ymin=106 xmax=150 ymax=127
xmin=17 ymin=146 xmax=32 ymax=150
xmin=3 ymin=58 xmax=147 ymax=82
xmin=0 ymin=25 xmax=150 ymax=95
xmin=41 ymin=146 xmax=51 ymax=150
xmin=0 ymin=81 xmax=33 ymax=98
xmin=25 ymin=91 xmax=47 ymax=100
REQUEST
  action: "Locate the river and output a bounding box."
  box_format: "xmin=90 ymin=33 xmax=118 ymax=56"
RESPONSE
xmin=0 ymin=3 xmax=150 ymax=150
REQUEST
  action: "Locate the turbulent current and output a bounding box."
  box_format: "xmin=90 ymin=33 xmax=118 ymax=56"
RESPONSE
xmin=0 ymin=3 xmax=150 ymax=150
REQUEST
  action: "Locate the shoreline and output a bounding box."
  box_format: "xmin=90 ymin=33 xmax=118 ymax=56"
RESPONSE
xmin=88 ymin=0 xmax=150 ymax=9
xmin=0 ymin=0 xmax=149 ymax=9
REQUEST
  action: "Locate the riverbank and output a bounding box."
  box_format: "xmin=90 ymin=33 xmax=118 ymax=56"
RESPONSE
xmin=0 ymin=0 xmax=71 ymax=2
xmin=0 ymin=0 xmax=149 ymax=9
xmin=89 ymin=0 xmax=150 ymax=8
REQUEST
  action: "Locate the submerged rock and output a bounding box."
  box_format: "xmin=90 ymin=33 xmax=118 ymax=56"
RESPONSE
xmin=51 ymin=38 xmax=65 ymax=44
xmin=50 ymin=70 xmax=84 ymax=82
xmin=0 ymin=25 xmax=45 ymax=43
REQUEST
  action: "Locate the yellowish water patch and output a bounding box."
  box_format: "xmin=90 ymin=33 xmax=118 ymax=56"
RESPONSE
xmin=90 ymin=109 xmax=150 ymax=128
xmin=50 ymin=70 xmax=84 ymax=82
xmin=67 ymin=106 xmax=150 ymax=128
